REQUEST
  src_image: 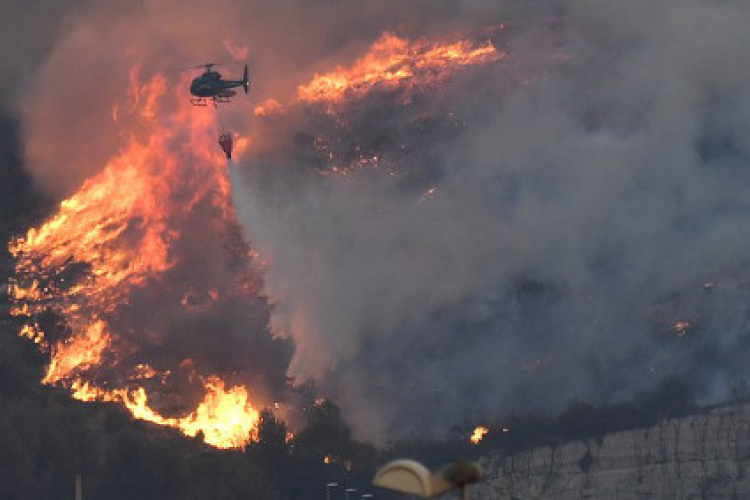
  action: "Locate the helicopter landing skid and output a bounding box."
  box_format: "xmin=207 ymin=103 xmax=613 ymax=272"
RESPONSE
xmin=190 ymin=98 xmax=208 ymax=107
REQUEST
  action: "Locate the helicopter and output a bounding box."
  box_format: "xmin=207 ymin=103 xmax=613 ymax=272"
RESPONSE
xmin=189 ymin=63 xmax=250 ymax=106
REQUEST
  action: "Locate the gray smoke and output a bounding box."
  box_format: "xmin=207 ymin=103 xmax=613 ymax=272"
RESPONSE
xmin=9 ymin=0 xmax=750 ymax=441
xmin=229 ymin=0 xmax=750 ymax=440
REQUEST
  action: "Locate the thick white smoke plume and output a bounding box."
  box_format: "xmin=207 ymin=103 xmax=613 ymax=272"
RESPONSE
xmin=10 ymin=0 xmax=750 ymax=440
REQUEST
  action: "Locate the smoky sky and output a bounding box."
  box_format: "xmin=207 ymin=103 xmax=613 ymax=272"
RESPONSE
xmin=232 ymin=0 xmax=750 ymax=440
xmin=8 ymin=0 xmax=750 ymax=441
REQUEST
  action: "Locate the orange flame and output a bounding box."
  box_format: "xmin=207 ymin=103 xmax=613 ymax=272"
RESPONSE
xmin=297 ymin=32 xmax=505 ymax=105
xmin=674 ymin=321 xmax=691 ymax=337
xmin=251 ymin=28 xmax=507 ymax=182
xmin=254 ymin=30 xmax=505 ymax=118
xmin=72 ymin=375 xmax=259 ymax=449
xmin=9 ymin=69 xmax=259 ymax=449
xmin=253 ymin=98 xmax=284 ymax=117
xmin=10 ymin=27 xmax=509 ymax=449
xmin=470 ymin=425 xmax=489 ymax=444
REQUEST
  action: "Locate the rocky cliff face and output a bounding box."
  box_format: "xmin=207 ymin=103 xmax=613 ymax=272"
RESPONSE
xmin=473 ymin=402 xmax=750 ymax=499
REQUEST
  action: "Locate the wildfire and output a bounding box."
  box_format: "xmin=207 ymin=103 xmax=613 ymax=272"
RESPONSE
xmin=252 ymin=28 xmax=507 ymax=118
xmin=470 ymin=426 xmax=489 ymax=444
xmin=250 ymin=28 xmax=508 ymax=186
xmin=9 ymin=68 xmax=261 ymax=449
xmin=417 ymin=187 xmax=438 ymax=204
xmin=42 ymin=320 xmax=111 ymax=384
xmin=253 ymin=98 xmax=284 ymax=117
xmin=297 ymin=32 xmax=505 ymax=105
xmin=10 ymin=26 xmax=512 ymax=450
xmin=72 ymin=376 xmax=259 ymax=449
xmin=674 ymin=321 xmax=691 ymax=337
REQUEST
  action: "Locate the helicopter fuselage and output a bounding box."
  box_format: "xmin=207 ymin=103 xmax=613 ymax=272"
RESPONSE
xmin=190 ymin=72 xmax=242 ymax=97
xmin=189 ymin=65 xmax=249 ymax=105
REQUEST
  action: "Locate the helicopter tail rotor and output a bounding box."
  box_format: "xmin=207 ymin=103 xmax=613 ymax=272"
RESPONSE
xmin=242 ymin=65 xmax=250 ymax=94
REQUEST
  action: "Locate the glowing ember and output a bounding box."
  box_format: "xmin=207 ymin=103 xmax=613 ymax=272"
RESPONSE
xmin=417 ymin=187 xmax=438 ymax=204
xmin=674 ymin=321 xmax=691 ymax=336
xmin=470 ymin=425 xmax=489 ymax=444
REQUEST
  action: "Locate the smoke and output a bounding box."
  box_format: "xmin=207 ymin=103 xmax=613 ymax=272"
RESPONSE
xmin=10 ymin=0 xmax=750 ymax=441
xmin=13 ymin=0 xmax=508 ymax=195
xmin=229 ymin=0 xmax=750 ymax=439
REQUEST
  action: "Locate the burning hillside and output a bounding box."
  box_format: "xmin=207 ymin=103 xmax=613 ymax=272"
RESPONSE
xmin=249 ymin=27 xmax=518 ymax=186
xmin=8 ymin=69 xmax=290 ymax=449
xmin=295 ymin=30 xmax=505 ymax=105
xmin=9 ymin=0 xmax=750 ymax=444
